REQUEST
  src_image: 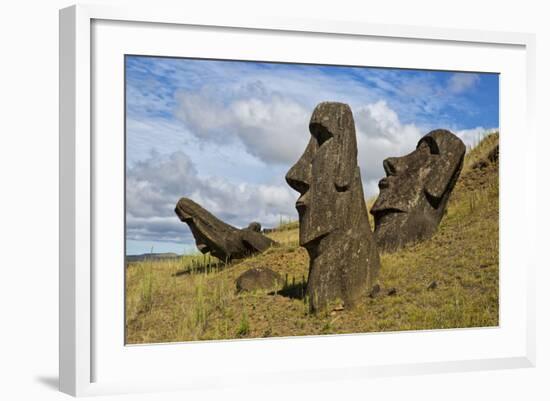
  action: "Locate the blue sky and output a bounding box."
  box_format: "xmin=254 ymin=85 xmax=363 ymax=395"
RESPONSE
xmin=125 ymin=56 xmax=499 ymax=255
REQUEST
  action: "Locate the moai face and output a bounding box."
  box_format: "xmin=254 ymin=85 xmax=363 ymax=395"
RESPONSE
xmin=175 ymin=197 xmax=220 ymax=254
xmin=285 ymin=102 xmax=360 ymax=248
xmin=370 ymin=129 xmax=466 ymax=252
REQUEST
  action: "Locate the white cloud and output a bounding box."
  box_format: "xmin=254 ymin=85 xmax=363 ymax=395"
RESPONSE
xmin=448 ymin=73 xmax=481 ymax=94
xmin=354 ymin=100 xmax=423 ymax=193
xmin=175 ymin=82 xmax=311 ymax=165
xmin=454 ymin=126 xmax=498 ymax=149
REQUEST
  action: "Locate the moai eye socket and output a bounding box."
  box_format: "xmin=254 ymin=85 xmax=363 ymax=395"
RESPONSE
xmin=309 ymin=123 xmax=333 ymax=147
xmin=418 ymin=136 xmax=440 ymax=155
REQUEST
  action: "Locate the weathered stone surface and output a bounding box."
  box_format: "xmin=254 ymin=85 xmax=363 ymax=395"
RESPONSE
xmin=174 ymin=198 xmax=277 ymax=261
xmin=235 ymin=267 xmax=283 ymax=292
xmin=371 ymin=129 xmax=465 ymax=253
xmin=286 ymin=102 xmax=380 ymax=312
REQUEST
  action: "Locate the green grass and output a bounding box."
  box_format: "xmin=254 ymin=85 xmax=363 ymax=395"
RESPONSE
xmin=125 ymin=132 xmax=499 ymax=344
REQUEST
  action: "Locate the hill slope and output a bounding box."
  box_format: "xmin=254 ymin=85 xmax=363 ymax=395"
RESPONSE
xmin=125 ymin=133 xmax=499 ymax=343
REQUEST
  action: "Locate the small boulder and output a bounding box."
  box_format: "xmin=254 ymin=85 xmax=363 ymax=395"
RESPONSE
xmin=387 ymin=287 xmax=397 ymax=296
xmin=236 ymin=268 xmax=283 ymax=292
xmin=368 ymin=284 xmax=381 ymax=298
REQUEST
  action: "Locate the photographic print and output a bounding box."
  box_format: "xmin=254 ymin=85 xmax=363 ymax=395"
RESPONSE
xmin=124 ymin=56 xmax=499 ymax=344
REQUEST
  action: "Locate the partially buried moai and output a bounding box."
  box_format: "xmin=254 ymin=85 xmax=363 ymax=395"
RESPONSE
xmin=286 ymin=102 xmax=380 ymax=312
xmin=370 ymin=129 xmax=466 ymax=253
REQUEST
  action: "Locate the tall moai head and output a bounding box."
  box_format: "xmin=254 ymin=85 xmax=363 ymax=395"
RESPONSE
xmin=371 ymin=129 xmax=466 ymax=252
xmin=286 ymin=102 xmax=380 ymax=312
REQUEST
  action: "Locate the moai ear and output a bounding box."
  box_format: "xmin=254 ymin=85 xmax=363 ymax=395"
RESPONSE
xmin=334 ymin=106 xmax=358 ymax=191
xmin=423 ymin=132 xmax=466 ymax=200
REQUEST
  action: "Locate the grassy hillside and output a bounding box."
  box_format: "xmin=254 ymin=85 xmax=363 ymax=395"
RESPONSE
xmin=125 ymin=133 xmax=499 ymax=344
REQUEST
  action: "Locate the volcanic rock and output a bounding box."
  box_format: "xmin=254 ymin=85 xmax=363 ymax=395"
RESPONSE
xmin=236 ymin=268 xmax=283 ymax=292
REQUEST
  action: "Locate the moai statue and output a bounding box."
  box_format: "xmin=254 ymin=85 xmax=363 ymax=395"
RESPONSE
xmin=286 ymin=102 xmax=380 ymax=312
xmin=175 ymin=198 xmax=276 ymax=262
xmin=370 ymin=129 xmax=466 ymax=252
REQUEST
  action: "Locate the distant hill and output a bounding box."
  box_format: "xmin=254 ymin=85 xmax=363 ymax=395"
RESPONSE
xmin=125 ymin=252 xmax=181 ymax=262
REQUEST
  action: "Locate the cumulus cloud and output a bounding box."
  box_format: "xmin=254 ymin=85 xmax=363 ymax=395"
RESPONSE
xmin=454 ymin=126 xmax=499 ymax=149
xmin=126 ymin=150 xmax=297 ymax=244
xmin=175 ymin=81 xmax=310 ymax=165
xmin=447 ymin=73 xmax=481 ymax=94
xmin=354 ymin=100 xmax=423 ymax=195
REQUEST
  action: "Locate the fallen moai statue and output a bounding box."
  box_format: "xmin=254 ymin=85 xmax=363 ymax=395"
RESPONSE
xmin=174 ymin=197 xmax=277 ymax=262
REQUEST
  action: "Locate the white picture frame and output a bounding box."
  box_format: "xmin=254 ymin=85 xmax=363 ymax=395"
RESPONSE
xmin=59 ymin=3 xmax=536 ymax=397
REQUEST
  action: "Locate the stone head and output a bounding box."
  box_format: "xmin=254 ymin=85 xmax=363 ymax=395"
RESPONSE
xmin=175 ymin=197 xmax=276 ymax=261
xmin=370 ymin=129 xmax=466 ymax=251
xmin=285 ymin=102 xmax=360 ymax=247
xmin=175 ymin=197 xmax=219 ymax=254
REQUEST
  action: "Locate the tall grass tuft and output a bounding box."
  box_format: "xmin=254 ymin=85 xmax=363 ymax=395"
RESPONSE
xmin=139 ymin=262 xmax=154 ymax=313
xmin=236 ymin=309 xmax=250 ymax=337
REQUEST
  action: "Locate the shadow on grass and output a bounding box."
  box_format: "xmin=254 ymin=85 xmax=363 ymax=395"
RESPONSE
xmin=172 ymin=261 xmax=228 ymax=277
xmin=271 ymin=280 xmax=307 ymax=300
